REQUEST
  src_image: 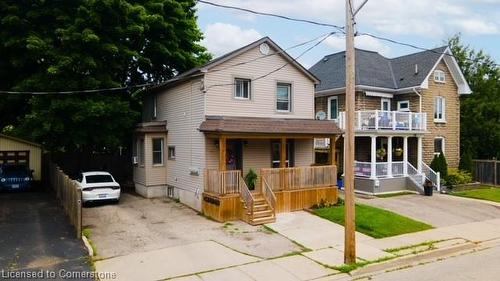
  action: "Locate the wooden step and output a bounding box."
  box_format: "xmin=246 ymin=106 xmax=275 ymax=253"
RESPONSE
xmin=250 ymin=216 xmax=276 ymax=225
xmin=253 ymin=209 xmax=273 ymax=218
xmin=253 ymin=204 xmax=269 ymax=212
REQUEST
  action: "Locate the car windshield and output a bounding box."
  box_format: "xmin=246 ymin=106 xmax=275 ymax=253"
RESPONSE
xmin=85 ymin=175 xmax=114 ymax=183
xmin=1 ymin=165 xmax=28 ymax=173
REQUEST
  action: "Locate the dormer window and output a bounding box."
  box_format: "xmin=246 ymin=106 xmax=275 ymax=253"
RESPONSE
xmin=234 ymin=78 xmax=251 ymax=99
xmin=434 ymin=70 xmax=445 ymax=83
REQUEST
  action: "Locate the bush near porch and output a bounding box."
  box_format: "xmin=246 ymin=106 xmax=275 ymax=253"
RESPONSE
xmin=313 ymin=203 xmax=433 ymax=238
xmin=450 ymin=187 xmax=500 ymax=203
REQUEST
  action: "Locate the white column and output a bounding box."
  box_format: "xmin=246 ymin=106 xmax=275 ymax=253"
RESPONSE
xmin=371 ymin=136 xmax=377 ymax=179
xmin=403 ymin=136 xmax=408 ymax=176
xmin=417 ymin=136 xmax=423 ymax=173
xmin=387 ymin=136 xmax=393 ymax=178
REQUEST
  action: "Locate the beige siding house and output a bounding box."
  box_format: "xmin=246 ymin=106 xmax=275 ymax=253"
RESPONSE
xmin=0 ymin=134 xmax=42 ymax=181
xmin=311 ymin=47 xmax=471 ymax=195
xmin=133 ymin=37 xmax=341 ymax=224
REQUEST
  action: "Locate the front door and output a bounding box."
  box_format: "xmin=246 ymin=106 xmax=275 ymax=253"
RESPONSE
xmin=381 ymin=98 xmax=391 ymax=111
xmin=226 ymin=140 xmax=243 ymax=171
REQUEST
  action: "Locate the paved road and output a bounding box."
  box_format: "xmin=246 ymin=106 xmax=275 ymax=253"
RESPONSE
xmin=369 ymin=244 xmax=500 ymax=281
xmin=0 ymin=191 xmax=92 ymax=280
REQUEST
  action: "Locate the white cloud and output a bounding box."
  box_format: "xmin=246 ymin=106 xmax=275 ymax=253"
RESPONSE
xmin=448 ymin=19 xmax=499 ymax=35
xmin=201 ymin=23 xmax=262 ymax=56
xmin=325 ymin=35 xmax=391 ymax=56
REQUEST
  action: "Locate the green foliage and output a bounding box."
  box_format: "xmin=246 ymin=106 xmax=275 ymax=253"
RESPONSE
xmin=244 ymin=169 xmax=258 ymax=190
xmin=458 ymin=150 xmax=473 ymax=173
xmin=431 ymin=153 xmax=448 ymax=179
xmin=446 ymin=169 xmax=473 ymax=187
xmin=0 ymin=0 xmax=211 ymax=150
xmin=448 ymin=35 xmax=500 ymax=160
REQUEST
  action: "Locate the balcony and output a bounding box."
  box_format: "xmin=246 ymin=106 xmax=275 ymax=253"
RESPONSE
xmin=337 ymin=110 xmax=427 ymax=132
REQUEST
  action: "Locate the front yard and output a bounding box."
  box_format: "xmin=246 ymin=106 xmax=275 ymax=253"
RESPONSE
xmin=450 ymin=187 xmax=500 ymax=203
xmin=313 ymin=203 xmax=433 ymax=238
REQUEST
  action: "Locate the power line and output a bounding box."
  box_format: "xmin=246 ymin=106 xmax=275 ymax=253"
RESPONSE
xmin=0 ymin=83 xmax=157 ymax=95
xmin=197 ymin=0 xmax=345 ymax=33
xmin=206 ymin=32 xmax=335 ymax=90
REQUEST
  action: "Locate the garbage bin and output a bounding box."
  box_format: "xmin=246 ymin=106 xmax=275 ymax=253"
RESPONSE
xmin=423 ymin=179 xmax=433 ymax=196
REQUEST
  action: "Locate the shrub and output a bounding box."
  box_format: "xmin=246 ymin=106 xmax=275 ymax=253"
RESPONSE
xmin=459 ymin=150 xmax=473 ymax=173
xmin=431 ymin=153 xmax=448 ymax=179
xmin=446 ymin=169 xmax=473 ymax=187
xmin=245 ymin=169 xmax=258 ymax=190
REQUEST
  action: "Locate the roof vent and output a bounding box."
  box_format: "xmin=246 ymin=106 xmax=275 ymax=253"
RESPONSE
xmin=323 ymin=57 xmax=329 ymax=62
xmin=414 ymin=64 xmax=419 ymax=75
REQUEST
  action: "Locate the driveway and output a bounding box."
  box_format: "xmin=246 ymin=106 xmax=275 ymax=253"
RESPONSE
xmin=358 ymin=193 xmax=500 ymax=227
xmin=0 ymin=191 xmax=91 ymax=280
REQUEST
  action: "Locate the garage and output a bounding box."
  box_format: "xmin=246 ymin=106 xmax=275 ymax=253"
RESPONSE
xmin=0 ymin=134 xmax=42 ymax=182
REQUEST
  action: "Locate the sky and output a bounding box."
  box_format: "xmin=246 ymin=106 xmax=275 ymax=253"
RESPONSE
xmin=196 ymin=0 xmax=500 ymax=68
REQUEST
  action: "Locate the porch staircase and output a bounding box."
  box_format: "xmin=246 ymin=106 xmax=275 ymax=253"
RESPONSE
xmin=406 ymin=162 xmax=441 ymax=194
xmin=243 ymin=193 xmax=276 ymax=225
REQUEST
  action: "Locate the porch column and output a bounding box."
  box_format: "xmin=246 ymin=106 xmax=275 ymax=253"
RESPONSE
xmin=370 ymin=136 xmax=377 ymax=179
xmin=329 ymin=136 xmax=337 ymax=165
xmin=417 ymin=136 xmax=423 ymax=173
xmin=219 ymin=136 xmax=226 ymax=171
xmin=387 ymin=136 xmax=393 ymax=178
xmin=403 ymin=136 xmax=408 ymax=176
xmin=280 ymin=137 xmax=287 ymax=168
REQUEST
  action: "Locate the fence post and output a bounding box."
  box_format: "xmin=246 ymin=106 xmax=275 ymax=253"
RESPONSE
xmin=495 ymin=161 xmax=498 ymax=186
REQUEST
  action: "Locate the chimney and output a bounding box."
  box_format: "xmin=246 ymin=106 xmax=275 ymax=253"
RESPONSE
xmin=414 ymin=64 xmax=419 ymax=75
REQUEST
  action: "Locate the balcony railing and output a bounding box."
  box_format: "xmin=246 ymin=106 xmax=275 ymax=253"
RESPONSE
xmin=337 ymin=110 xmax=427 ymax=132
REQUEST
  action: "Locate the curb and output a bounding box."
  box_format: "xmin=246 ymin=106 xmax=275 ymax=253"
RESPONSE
xmin=82 ymin=235 xmax=94 ymax=257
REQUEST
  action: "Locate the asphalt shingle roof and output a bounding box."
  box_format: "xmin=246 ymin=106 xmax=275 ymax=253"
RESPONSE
xmin=310 ymin=46 xmax=448 ymax=92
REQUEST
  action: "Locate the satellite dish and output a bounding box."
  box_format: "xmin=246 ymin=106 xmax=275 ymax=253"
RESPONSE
xmin=259 ymin=43 xmax=270 ymax=55
xmin=315 ymin=111 xmax=327 ymax=120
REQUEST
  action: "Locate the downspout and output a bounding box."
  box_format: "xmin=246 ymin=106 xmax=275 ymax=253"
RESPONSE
xmin=412 ymin=87 xmax=422 ymax=113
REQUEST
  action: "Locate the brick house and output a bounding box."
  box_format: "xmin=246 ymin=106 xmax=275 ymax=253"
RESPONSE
xmin=310 ymin=47 xmax=471 ymax=194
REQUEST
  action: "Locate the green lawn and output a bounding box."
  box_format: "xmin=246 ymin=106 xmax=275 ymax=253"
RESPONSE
xmin=313 ymin=204 xmax=433 ymax=238
xmin=451 ymin=187 xmax=500 ymax=203
xmin=375 ymin=192 xmax=416 ymax=198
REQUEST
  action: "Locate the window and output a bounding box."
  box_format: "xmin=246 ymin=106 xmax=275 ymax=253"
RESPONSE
xmin=381 ymin=98 xmax=391 ymax=111
xmin=434 ymin=96 xmax=446 ymax=122
xmin=434 ymin=137 xmax=445 ymax=156
xmin=168 ymin=146 xmax=176 ymax=160
xmin=85 ymin=175 xmax=114 ymax=183
xmin=152 ymin=138 xmax=164 ymax=165
xmin=153 ymin=95 xmax=158 ymax=119
xmin=234 ymin=78 xmax=251 ymax=99
xmin=327 ymin=96 xmax=338 ymax=120
xmin=139 ymin=138 xmax=145 ymax=166
xmin=271 ymin=140 xmax=295 ymax=168
xmin=397 ymin=100 xmax=410 ymax=112
xmin=434 ymin=70 xmax=446 ymax=83
xmin=276 ymin=83 xmax=291 ymax=112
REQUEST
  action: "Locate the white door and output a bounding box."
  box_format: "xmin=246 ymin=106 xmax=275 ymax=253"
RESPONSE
xmin=381 ymin=98 xmax=391 ymax=111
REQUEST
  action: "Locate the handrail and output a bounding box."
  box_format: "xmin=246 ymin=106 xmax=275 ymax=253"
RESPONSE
xmin=205 ymin=169 xmax=241 ymax=195
xmin=239 ymin=177 xmax=254 ymax=217
xmin=262 ymin=178 xmax=277 ymax=212
xmin=337 ymin=110 xmax=427 ymax=131
xmin=421 ymin=162 xmax=441 ymax=191
xmin=260 ymin=165 xmax=337 ymax=191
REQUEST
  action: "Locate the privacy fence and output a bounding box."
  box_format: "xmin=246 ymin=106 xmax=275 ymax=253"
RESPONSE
xmin=48 ymin=161 xmax=82 ymax=238
xmin=473 ymin=160 xmax=500 ymax=186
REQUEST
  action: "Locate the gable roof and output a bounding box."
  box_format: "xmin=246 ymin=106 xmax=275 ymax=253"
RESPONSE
xmin=0 ymin=134 xmax=42 ymax=148
xmin=147 ymin=37 xmax=319 ymax=93
xmin=310 ymin=46 xmax=471 ymax=95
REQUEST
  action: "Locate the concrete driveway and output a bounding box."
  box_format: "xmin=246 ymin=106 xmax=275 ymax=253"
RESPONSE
xmin=0 ymin=191 xmax=91 ymax=280
xmin=358 ymin=193 xmax=500 ymax=227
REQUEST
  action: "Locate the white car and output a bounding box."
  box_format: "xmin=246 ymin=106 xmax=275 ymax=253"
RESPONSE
xmin=76 ymin=171 xmax=120 ymax=203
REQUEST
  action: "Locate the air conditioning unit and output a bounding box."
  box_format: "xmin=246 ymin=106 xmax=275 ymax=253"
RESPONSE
xmin=132 ymin=156 xmax=138 ymax=165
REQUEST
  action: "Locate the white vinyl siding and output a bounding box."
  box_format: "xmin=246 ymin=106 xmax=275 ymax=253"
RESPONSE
xmin=276 ymin=83 xmax=291 ymax=112
xmin=434 ymin=96 xmax=446 ymax=122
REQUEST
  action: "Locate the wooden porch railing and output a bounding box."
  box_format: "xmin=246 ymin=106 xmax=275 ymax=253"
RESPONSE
xmin=204 ymin=169 xmax=241 ymax=195
xmin=239 ymin=176 xmax=254 ymax=217
xmin=261 ymin=177 xmax=277 ymax=211
xmin=261 ymin=165 xmax=337 ymax=191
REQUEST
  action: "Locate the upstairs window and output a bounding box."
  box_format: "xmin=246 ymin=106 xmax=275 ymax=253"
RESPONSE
xmin=277 ymin=83 xmax=291 ymax=112
xmin=434 ymin=96 xmax=446 ymax=122
xmin=327 ymin=96 xmax=338 ymax=120
xmin=152 ymin=138 xmax=164 ymax=165
xmin=397 ymin=100 xmax=410 ymax=112
xmin=234 ymin=78 xmax=251 ymax=99
xmin=434 ymin=70 xmax=446 ymax=83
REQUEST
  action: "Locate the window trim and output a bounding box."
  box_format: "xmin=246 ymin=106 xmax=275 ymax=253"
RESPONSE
xmin=153 ymin=95 xmax=158 ymax=119
xmin=434 ymin=96 xmax=446 ymax=123
xmin=152 ymin=138 xmax=164 ymax=166
xmin=434 ymin=137 xmax=445 ymax=156
xmin=397 ymin=100 xmax=410 ymax=112
xmin=433 ymin=70 xmax=446 ymax=83
xmin=139 ymin=138 xmax=145 ymax=167
xmin=168 ymin=146 xmax=176 ymax=160
xmin=276 ymin=82 xmax=292 ymax=113
xmin=327 ymin=96 xmax=339 ymax=120
xmin=233 ymin=78 xmax=251 ymax=100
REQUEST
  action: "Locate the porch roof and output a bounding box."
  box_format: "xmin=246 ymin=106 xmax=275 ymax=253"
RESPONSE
xmin=135 ymin=121 xmax=168 ymax=133
xmin=199 ymin=116 xmax=342 ymax=137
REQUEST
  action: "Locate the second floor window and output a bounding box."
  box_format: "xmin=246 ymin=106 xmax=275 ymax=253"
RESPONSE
xmin=234 ymin=78 xmax=251 ymax=99
xmin=397 ymin=100 xmax=410 ymax=112
xmin=434 ymin=96 xmax=446 ymax=122
xmin=277 ymin=83 xmax=291 ymax=112
xmin=328 ymin=96 xmax=338 ymax=120
xmin=434 ymin=70 xmax=446 ymax=83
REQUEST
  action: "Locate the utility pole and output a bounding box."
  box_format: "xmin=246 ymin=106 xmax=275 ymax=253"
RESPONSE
xmin=344 ymin=0 xmax=357 ymax=264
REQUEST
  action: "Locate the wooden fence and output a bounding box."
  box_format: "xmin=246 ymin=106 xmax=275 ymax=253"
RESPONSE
xmin=48 ymin=162 xmax=82 ymax=238
xmin=473 ymin=160 xmax=500 ymax=186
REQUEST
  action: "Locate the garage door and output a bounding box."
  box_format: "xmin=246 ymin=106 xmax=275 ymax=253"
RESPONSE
xmin=0 ymin=151 xmax=30 ymax=166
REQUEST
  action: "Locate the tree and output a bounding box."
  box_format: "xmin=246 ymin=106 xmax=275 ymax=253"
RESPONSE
xmin=458 ymin=150 xmax=473 ymax=173
xmin=0 ymin=0 xmax=211 ymax=151
xmin=430 ymin=153 xmax=448 ymax=179
xmin=448 ymin=35 xmax=500 ymax=160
